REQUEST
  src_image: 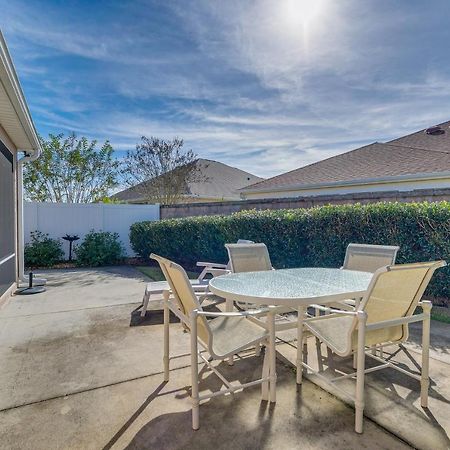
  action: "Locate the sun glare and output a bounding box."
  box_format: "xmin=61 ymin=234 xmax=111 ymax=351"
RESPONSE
xmin=284 ymin=0 xmax=325 ymax=28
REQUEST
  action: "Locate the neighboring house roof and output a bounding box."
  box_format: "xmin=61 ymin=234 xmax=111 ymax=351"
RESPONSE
xmin=0 ymin=31 xmax=41 ymax=154
xmin=113 ymin=158 xmax=264 ymax=202
xmin=241 ymin=120 xmax=450 ymax=194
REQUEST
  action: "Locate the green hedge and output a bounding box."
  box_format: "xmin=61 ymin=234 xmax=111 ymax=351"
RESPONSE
xmin=130 ymin=202 xmax=450 ymax=302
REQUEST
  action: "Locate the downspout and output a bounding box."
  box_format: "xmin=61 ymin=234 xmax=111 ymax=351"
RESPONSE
xmin=17 ymin=148 xmax=45 ymax=284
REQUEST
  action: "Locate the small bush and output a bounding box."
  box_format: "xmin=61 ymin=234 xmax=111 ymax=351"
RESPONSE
xmin=24 ymin=231 xmax=64 ymax=267
xmin=130 ymin=202 xmax=450 ymax=301
xmin=75 ymin=230 xmax=125 ymax=267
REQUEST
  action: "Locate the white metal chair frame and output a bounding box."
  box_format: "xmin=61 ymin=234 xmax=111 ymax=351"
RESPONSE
xmin=141 ymin=240 xmax=253 ymax=317
xmin=196 ymin=239 xmax=255 ymax=280
xmin=141 ymin=279 xmax=209 ymax=317
xmin=151 ymin=253 xmax=277 ymax=431
xmin=296 ymin=260 xmax=445 ymax=434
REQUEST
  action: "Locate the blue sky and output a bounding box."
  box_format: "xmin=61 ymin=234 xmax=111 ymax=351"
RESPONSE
xmin=2 ymin=0 xmax=450 ymax=178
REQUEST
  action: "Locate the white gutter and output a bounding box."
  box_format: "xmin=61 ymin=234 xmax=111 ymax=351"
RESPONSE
xmin=240 ymin=170 xmax=450 ymax=196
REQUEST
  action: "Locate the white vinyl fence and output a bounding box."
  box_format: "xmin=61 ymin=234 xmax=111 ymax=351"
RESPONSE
xmin=24 ymin=202 xmax=160 ymax=258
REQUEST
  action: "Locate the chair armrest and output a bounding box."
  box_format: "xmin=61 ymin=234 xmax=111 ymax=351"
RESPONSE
xmin=365 ymin=313 xmax=426 ymax=331
xmin=207 ymin=268 xmax=230 ymax=277
xmin=196 ymin=261 xmax=228 ymax=269
xmin=192 ymin=285 xmax=209 ymax=292
xmin=310 ymin=304 xmax=358 ymax=316
xmin=195 ymin=307 xmax=272 ymax=318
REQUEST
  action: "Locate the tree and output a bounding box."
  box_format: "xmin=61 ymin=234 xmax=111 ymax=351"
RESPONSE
xmin=24 ymin=133 xmax=119 ymax=203
xmin=120 ymin=136 xmax=205 ymax=205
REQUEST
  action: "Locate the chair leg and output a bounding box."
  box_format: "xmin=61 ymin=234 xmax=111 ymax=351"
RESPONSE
xmin=190 ymin=312 xmax=200 ymax=430
xmin=326 ymin=347 xmax=334 ymax=370
xmin=225 ymin=297 xmax=234 ymax=366
xmin=261 ymin=344 xmax=270 ymax=401
xmin=303 ymin=341 xmax=309 ymax=375
xmin=141 ymin=290 xmax=150 ymax=317
xmin=421 ymin=301 xmax=432 ymax=408
xmin=268 ymin=311 xmax=277 ymax=403
xmin=316 ymin=337 xmax=324 ymax=372
xmin=296 ymin=306 xmax=305 ymax=384
xmin=355 ymin=311 xmax=367 ymax=434
xmin=163 ymin=291 xmax=170 ymax=382
xmin=314 ymin=307 xmax=321 ymax=368
xmin=255 ymin=343 xmax=262 ymax=357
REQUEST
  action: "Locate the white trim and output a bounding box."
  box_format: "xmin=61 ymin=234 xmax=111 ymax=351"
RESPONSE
xmin=0 ymin=281 xmax=16 ymax=309
xmin=0 ymin=253 xmax=15 ymax=266
xmin=0 ymin=31 xmax=41 ymax=154
xmin=241 ymin=170 xmax=450 ymax=195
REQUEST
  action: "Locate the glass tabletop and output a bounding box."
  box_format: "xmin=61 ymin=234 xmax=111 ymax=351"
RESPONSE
xmin=208 ymin=267 xmax=373 ymax=306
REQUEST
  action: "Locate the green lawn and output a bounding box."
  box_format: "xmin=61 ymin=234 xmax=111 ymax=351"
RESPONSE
xmin=431 ymin=311 xmax=450 ymax=324
xmin=136 ymin=265 xmax=199 ymax=281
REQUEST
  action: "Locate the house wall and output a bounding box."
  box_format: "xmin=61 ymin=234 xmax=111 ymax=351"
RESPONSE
xmin=160 ymin=187 xmax=450 ymax=219
xmin=242 ymin=177 xmax=450 ymax=200
xmin=0 ymin=125 xmax=18 ymax=304
xmin=24 ymin=202 xmax=160 ymax=258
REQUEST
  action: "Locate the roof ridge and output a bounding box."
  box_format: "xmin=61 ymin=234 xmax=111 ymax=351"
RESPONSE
xmin=388 ymin=119 xmax=450 ymax=143
xmin=383 ymin=142 xmax=450 ymax=155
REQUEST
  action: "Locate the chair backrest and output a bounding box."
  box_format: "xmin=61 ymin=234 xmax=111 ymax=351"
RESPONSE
xmin=225 ymin=243 xmax=272 ymax=273
xmin=356 ymin=261 xmax=445 ymax=346
xmin=343 ymin=243 xmax=400 ymax=273
xmin=151 ymin=253 xmax=211 ymax=346
xmin=223 ymin=240 xmax=254 ymax=270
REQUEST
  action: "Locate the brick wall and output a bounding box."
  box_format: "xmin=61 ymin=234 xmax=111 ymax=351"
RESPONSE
xmin=160 ymin=188 xmax=450 ymax=219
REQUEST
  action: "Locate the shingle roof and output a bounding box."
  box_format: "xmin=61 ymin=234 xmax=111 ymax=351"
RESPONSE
xmin=114 ymin=159 xmax=263 ymax=202
xmin=388 ymin=120 xmax=450 ymax=153
xmin=242 ymin=120 xmax=450 ymax=193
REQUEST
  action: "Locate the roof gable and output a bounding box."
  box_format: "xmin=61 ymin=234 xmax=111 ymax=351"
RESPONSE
xmin=114 ymin=158 xmax=263 ymax=202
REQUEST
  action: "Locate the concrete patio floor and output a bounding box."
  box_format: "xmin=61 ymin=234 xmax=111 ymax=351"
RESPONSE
xmin=0 ymin=267 xmax=448 ymax=449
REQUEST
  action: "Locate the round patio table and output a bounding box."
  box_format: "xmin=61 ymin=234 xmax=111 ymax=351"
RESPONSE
xmin=209 ymin=267 xmax=372 ymax=308
xmin=209 ymin=267 xmax=373 ymax=375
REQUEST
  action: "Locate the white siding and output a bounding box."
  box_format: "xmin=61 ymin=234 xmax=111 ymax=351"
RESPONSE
xmin=243 ymin=177 xmax=450 ymax=200
xmin=24 ymin=202 xmax=159 ymax=258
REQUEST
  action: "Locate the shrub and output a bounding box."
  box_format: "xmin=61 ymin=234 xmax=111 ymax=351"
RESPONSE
xmin=75 ymin=230 xmax=124 ymax=267
xmin=24 ymin=231 xmax=64 ymax=267
xmin=130 ymin=202 xmax=450 ymax=301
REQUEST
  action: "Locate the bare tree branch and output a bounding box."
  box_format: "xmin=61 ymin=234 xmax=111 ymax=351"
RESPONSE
xmin=120 ymin=136 xmax=206 ymax=205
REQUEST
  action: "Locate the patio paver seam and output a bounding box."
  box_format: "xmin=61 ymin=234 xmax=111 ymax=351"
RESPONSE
xmin=0 ymin=301 xmax=143 ymax=320
xmin=0 ymin=363 xmax=191 ymax=413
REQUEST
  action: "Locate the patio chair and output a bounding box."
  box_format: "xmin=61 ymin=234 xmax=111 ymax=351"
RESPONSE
xmin=298 ymin=260 xmax=446 ymax=433
xmin=140 ymin=239 xmax=254 ymax=317
xmin=225 ymin=243 xmax=273 ymax=312
xmin=336 ymin=243 xmax=400 ymax=310
xmin=225 ymin=243 xmax=297 ymax=334
xmin=196 ymin=239 xmax=254 ymax=280
xmin=343 ymin=243 xmax=400 ymax=273
xmin=151 ymin=253 xmax=277 ymax=430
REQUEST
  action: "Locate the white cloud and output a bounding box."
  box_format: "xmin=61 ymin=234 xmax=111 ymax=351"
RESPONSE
xmin=3 ymin=0 xmax=450 ymax=179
